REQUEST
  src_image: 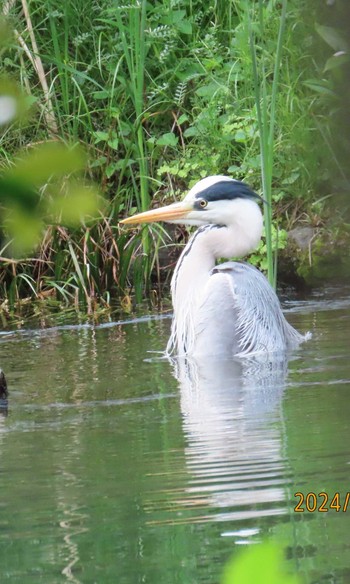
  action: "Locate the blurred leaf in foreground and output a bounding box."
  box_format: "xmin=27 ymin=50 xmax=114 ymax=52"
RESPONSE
xmin=9 ymin=142 xmax=86 ymax=185
xmin=222 ymin=543 xmax=300 ymax=584
xmin=0 ymin=142 xmax=102 ymax=255
xmin=48 ymin=182 xmax=103 ymax=227
xmin=3 ymin=207 xmax=43 ymax=256
xmin=0 ymin=19 xmax=12 ymax=49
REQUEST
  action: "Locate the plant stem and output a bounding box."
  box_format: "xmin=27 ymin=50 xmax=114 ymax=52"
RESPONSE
xmin=115 ymin=0 xmax=150 ymax=285
xmin=248 ymin=0 xmax=288 ymax=289
xmin=20 ymin=0 xmax=58 ymax=134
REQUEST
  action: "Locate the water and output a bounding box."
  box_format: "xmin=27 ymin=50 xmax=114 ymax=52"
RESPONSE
xmin=0 ymin=288 xmax=350 ymax=583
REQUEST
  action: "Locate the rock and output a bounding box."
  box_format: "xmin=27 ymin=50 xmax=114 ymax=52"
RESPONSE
xmin=288 ymin=226 xmax=317 ymax=250
xmin=284 ymin=224 xmax=350 ymax=287
xmin=0 ymin=369 xmax=7 ymax=398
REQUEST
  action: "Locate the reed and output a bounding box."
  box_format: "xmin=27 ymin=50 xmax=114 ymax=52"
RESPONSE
xmin=112 ymin=0 xmax=151 ymax=289
xmin=247 ymin=0 xmax=288 ymax=289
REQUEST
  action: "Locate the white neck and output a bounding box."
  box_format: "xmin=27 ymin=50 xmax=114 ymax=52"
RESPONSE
xmin=166 ymin=199 xmax=263 ymax=356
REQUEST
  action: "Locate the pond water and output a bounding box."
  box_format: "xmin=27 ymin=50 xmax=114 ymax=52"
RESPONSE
xmin=0 ymin=287 xmax=350 ymax=584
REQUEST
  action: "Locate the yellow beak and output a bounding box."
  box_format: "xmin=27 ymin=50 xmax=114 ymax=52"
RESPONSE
xmin=120 ymin=201 xmax=193 ymax=225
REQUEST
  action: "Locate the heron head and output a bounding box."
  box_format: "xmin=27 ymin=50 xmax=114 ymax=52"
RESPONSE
xmin=120 ymin=175 xmax=264 ymax=227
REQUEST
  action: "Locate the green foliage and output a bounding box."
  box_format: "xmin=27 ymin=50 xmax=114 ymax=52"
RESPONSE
xmin=250 ymin=225 xmax=288 ymax=272
xmin=0 ymin=142 xmax=101 ymax=254
xmin=222 ymin=543 xmax=300 ymax=584
xmin=0 ymin=0 xmax=340 ymax=309
xmin=304 ymin=14 xmax=350 ymax=189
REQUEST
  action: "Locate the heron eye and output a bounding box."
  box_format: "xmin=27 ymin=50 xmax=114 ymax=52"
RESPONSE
xmin=199 ymin=199 xmax=208 ymax=208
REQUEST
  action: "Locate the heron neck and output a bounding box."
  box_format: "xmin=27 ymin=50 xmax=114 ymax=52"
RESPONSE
xmin=167 ymin=227 xmax=216 ymax=355
xmin=171 ymin=225 xmax=217 ymax=300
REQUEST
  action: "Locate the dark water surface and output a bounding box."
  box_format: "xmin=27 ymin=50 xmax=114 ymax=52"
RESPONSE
xmin=0 ymin=288 xmax=350 ymax=583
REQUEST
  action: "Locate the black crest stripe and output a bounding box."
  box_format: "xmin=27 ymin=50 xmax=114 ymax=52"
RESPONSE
xmin=194 ymin=180 xmax=263 ymax=203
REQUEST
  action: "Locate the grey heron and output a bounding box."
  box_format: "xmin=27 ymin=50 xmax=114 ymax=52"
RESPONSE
xmin=121 ymin=175 xmax=310 ymax=357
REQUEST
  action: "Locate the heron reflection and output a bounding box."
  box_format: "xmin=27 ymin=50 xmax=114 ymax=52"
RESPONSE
xmin=168 ymin=354 xmax=291 ymax=525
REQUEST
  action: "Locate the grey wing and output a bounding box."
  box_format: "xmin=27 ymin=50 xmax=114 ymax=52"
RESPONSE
xmin=193 ymin=261 xmax=308 ymax=357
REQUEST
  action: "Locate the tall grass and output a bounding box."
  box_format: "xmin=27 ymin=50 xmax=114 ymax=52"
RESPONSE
xmin=247 ymin=0 xmax=288 ymax=288
xmin=113 ymin=0 xmax=152 ymax=291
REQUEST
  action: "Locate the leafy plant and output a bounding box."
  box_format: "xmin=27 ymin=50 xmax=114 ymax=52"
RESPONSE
xmin=222 ymin=542 xmax=300 ymax=584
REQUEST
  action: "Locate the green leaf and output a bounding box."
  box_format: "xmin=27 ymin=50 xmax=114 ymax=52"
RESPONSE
xmin=177 ymin=113 xmax=189 ymax=125
xmin=24 ymin=94 xmax=38 ymax=108
xmin=49 ymin=184 xmax=100 ymax=226
xmin=3 ymin=207 xmax=43 ymax=256
xmin=227 ymin=165 xmax=240 ymax=173
xmin=156 ymin=132 xmax=178 ymax=147
xmin=0 ymin=20 xmax=12 ymax=48
xmin=177 ymin=20 xmax=192 ymax=35
xmin=168 ymin=10 xmax=186 ymax=24
xmin=92 ymin=90 xmax=111 ymax=99
xmin=324 ymin=51 xmax=349 ymax=72
xmin=8 ymin=143 xmax=86 ymax=186
xmin=282 ymin=172 xmax=300 ymax=185
xmin=90 ymin=156 xmax=108 ymax=168
xmin=0 ymin=177 xmax=38 ymax=210
xmin=107 ymin=137 xmax=119 ymax=150
xmin=315 ymin=23 xmax=348 ymax=52
xmin=183 ymin=126 xmax=198 ymax=137
xmin=303 ymin=79 xmax=336 ymax=97
xmin=195 ymin=82 xmax=221 ymax=98
xmin=105 ymin=162 xmax=120 ymax=178
xmin=222 ymin=543 xmax=300 ymax=584
xmin=93 ymin=131 xmax=110 ymax=144
xmin=165 ymin=9 xmax=193 ymax=32
xmin=234 ymin=129 xmax=247 ymax=142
